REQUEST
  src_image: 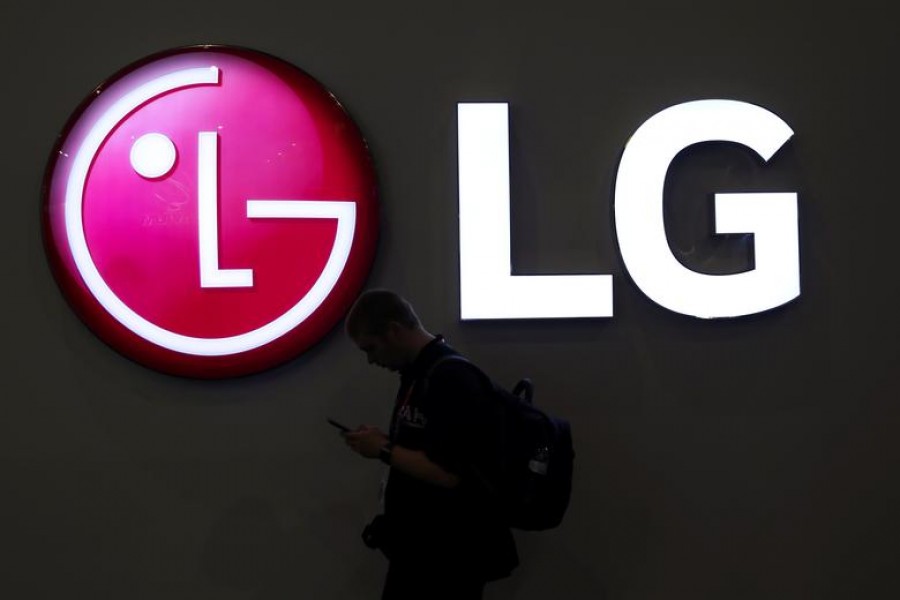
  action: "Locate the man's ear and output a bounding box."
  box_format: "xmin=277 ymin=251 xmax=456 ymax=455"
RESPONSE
xmin=383 ymin=321 xmax=403 ymax=340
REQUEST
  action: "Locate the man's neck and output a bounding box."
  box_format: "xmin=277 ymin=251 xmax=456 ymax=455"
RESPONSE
xmin=409 ymin=329 xmax=436 ymax=353
xmin=404 ymin=329 xmax=436 ymax=365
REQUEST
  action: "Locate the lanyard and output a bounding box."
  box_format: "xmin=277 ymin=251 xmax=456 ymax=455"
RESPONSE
xmin=389 ymin=380 xmax=417 ymax=441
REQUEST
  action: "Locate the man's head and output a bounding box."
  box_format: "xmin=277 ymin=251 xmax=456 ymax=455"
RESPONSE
xmin=345 ymin=290 xmax=433 ymax=371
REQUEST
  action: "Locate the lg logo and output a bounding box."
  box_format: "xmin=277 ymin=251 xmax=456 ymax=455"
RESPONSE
xmin=44 ymin=45 xmax=800 ymax=378
xmin=458 ymin=102 xmax=799 ymax=320
xmin=43 ymin=47 xmax=378 ymax=377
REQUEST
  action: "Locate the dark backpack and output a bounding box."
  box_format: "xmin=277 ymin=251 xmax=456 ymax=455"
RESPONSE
xmin=425 ymin=356 xmax=574 ymax=531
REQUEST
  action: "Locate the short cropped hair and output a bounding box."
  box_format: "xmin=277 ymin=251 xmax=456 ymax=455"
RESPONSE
xmin=345 ymin=289 xmax=422 ymax=339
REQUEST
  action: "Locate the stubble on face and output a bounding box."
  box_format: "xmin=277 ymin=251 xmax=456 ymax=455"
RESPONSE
xmin=354 ymin=333 xmax=395 ymax=371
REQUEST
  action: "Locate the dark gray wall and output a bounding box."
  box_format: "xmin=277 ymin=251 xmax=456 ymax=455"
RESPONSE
xmin=2 ymin=1 xmax=898 ymax=598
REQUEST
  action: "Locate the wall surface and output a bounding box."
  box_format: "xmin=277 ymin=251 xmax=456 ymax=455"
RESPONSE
xmin=2 ymin=1 xmax=898 ymax=598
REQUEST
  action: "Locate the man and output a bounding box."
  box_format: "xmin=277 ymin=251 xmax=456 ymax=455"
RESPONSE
xmin=342 ymin=289 xmax=518 ymax=600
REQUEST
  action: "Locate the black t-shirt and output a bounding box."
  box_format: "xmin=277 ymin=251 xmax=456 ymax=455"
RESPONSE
xmin=384 ymin=336 xmax=518 ymax=579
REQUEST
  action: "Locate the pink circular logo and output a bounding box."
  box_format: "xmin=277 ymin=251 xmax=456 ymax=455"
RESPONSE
xmin=43 ymin=46 xmax=379 ymax=377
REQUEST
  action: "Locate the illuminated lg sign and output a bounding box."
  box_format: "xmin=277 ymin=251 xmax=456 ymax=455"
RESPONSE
xmin=43 ymin=47 xmax=378 ymax=377
xmin=458 ymin=101 xmax=799 ymax=320
xmin=44 ymin=46 xmax=797 ymax=376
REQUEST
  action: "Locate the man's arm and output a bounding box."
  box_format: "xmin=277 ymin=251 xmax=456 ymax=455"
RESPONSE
xmin=344 ymin=427 xmax=460 ymax=489
xmin=388 ymin=444 xmax=460 ymax=488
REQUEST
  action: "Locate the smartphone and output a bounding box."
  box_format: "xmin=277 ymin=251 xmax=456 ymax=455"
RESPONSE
xmin=327 ymin=418 xmax=351 ymax=433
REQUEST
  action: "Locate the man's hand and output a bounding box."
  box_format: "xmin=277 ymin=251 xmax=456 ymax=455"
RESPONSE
xmin=344 ymin=426 xmax=460 ymax=488
xmin=344 ymin=425 xmax=389 ymax=459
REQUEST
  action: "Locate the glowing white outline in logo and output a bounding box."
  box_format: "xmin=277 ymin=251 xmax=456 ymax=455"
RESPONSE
xmin=64 ymin=66 xmax=357 ymax=356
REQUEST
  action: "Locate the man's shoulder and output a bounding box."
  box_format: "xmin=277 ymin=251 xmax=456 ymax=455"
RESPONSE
xmin=425 ymin=352 xmax=478 ymax=379
xmin=421 ymin=353 xmax=493 ymax=401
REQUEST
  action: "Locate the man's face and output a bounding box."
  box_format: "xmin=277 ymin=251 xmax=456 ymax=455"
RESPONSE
xmin=354 ymin=329 xmax=406 ymax=372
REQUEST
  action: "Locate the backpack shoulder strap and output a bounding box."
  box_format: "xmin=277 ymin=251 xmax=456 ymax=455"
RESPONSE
xmin=423 ymin=354 xmax=471 ymax=378
xmin=420 ymin=355 xmax=505 ymax=503
xmin=423 ymin=356 xmax=532 ymax=404
xmin=420 ymin=354 xmax=494 ymax=395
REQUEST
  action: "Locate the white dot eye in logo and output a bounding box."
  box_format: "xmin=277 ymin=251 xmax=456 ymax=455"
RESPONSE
xmin=44 ymin=47 xmax=379 ymax=377
xmin=130 ymin=133 xmax=177 ymax=179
